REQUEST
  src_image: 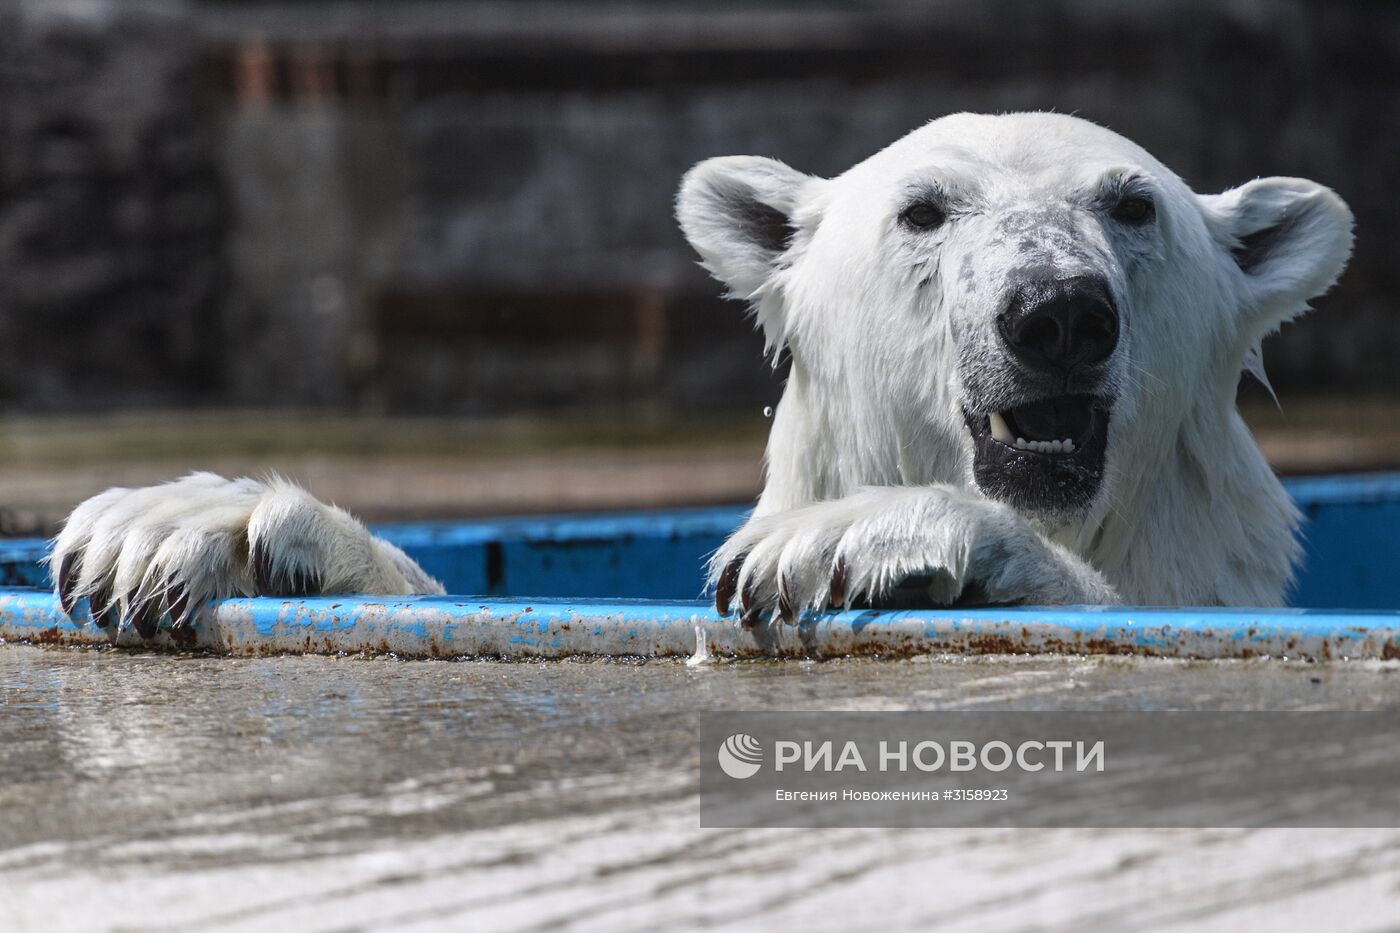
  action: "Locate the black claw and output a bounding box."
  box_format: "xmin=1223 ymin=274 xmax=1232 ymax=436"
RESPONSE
xmin=290 ymin=567 xmax=322 ymax=597
xmin=252 ymin=541 xmax=272 ymax=594
xmin=740 ymin=577 xmax=756 ymax=615
xmin=777 ymin=585 xmax=795 ymax=625
xmin=167 ymin=584 xmax=191 ymax=629
xmin=126 ymin=593 xmax=159 ymax=639
xmin=951 ymin=580 xmax=990 ymax=609
xmin=132 ymin=613 xmax=158 ymax=639
xmin=830 ymin=556 xmax=848 ymax=609
xmin=89 ymin=585 xmax=114 ymax=629
xmin=57 ymin=553 xmax=77 ymax=617
xmin=715 ymin=556 xmax=744 ymax=615
xmin=740 ymin=602 xmax=765 ymax=630
xmin=284 ymin=567 xmax=304 ymax=596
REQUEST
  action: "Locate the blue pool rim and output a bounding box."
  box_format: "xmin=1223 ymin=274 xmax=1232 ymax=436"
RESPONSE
xmin=2 ymin=473 xmax=1400 ymax=661
xmin=1 ymin=591 xmax=1397 ymax=662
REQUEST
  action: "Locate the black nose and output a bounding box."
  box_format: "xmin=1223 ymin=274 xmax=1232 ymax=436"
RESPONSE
xmin=998 ymin=276 xmax=1119 ymax=374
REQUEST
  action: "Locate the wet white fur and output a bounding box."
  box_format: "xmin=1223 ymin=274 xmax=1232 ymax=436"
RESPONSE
xmin=50 ymin=112 xmax=1352 ymax=628
xmin=50 ymin=472 xmax=443 ymax=628
xmin=678 ymin=112 xmax=1353 ymax=614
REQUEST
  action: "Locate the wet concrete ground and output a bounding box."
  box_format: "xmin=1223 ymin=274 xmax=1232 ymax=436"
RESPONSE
xmin=2 ymin=646 xmax=1399 ymax=931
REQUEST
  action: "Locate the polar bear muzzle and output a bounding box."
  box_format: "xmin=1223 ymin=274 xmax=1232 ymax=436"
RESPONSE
xmin=960 ymin=272 xmax=1119 ymax=515
xmin=963 ymin=395 xmax=1112 ymax=516
xmin=997 ymin=274 xmax=1119 ymax=379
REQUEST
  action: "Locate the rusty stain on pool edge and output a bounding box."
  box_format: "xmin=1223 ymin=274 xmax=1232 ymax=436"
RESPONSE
xmin=3 ymin=591 xmax=1400 ymax=663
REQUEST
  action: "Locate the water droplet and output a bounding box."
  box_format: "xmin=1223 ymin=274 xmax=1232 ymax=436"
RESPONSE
xmin=763 ymin=406 xmax=774 ymax=418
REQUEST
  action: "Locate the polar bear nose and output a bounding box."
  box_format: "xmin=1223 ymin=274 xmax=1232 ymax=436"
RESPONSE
xmin=998 ymin=275 xmax=1119 ymax=374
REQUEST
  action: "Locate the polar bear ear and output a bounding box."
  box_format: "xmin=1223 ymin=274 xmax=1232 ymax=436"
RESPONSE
xmin=1201 ymin=177 xmax=1354 ymax=329
xmin=676 ymin=156 xmax=816 ymax=299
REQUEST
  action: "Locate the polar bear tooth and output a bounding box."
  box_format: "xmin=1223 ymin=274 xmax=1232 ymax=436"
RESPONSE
xmin=988 ymin=412 xmax=1014 ymax=444
xmin=1064 ymin=439 xmax=1075 ymax=453
xmin=1016 ymin=437 xmax=1028 ymax=449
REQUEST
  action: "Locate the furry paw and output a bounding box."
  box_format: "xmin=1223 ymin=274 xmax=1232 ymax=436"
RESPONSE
xmin=49 ymin=472 xmax=443 ymax=639
xmin=710 ymin=486 xmax=1117 ymax=626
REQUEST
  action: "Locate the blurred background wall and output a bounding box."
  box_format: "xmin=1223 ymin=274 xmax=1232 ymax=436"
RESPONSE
xmin=2 ymin=0 xmax=1398 ymax=534
xmin=1 ymin=0 xmax=1395 ymax=417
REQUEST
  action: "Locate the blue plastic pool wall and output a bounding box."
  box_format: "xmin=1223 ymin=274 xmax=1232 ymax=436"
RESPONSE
xmin=1 ymin=474 xmax=1397 ymax=609
xmin=1283 ymin=475 xmax=1400 ymax=609
xmin=370 ymin=475 xmax=1400 ymax=609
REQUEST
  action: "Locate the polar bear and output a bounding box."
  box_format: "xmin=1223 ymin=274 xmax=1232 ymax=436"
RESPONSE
xmin=49 ymin=112 xmax=1352 ymax=638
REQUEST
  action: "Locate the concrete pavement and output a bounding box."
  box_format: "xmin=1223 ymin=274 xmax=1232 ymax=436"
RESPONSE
xmin=3 ymin=645 xmax=1398 ymax=931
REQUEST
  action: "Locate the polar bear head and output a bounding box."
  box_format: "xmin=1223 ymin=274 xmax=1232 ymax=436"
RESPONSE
xmin=677 ymin=112 xmax=1352 ymax=527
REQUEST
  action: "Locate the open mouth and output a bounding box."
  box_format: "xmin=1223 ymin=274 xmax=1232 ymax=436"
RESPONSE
xmin=984 ymin=395 xmax=1099 ymax=456
xmin=962 ymin=394 xmax=1111 ymax=514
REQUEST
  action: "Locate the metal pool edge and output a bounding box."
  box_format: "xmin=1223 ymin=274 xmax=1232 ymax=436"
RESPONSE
xmin=2 ymin=590 xmax=1399 ymax=662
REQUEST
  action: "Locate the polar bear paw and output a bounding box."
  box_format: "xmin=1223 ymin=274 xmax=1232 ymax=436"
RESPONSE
xmin=709 ymin=486 xmax=1117 ymax=627
xmin=49 ymin=472 xmax=443 ymax=639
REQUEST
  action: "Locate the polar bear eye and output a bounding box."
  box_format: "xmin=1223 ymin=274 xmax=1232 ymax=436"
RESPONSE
xmin=1111 ymin=195 xmax=1155 ymax=225
xmin=900 ymin=201 xmax=946 ymax=230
